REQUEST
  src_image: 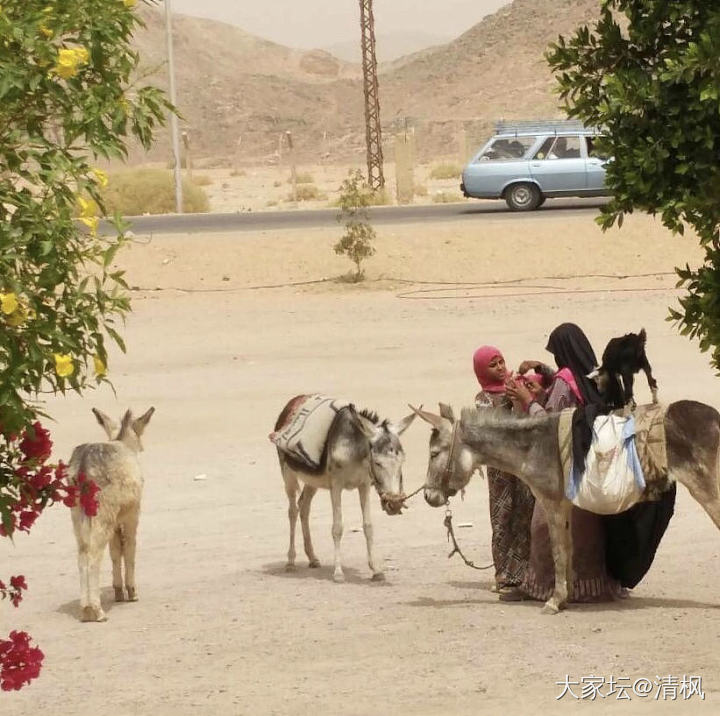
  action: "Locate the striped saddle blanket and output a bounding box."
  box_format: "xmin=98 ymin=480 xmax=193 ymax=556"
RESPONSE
xmin=269 ymin=394 xmax=349 ymax=471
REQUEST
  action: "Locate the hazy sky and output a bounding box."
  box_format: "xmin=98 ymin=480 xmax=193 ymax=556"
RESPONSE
xmin=169 ymin=0 xmax=509 ymax=49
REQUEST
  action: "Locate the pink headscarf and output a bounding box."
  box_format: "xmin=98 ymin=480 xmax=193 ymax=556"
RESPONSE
xmin=473 ymin=345 xmax=507 ymax=393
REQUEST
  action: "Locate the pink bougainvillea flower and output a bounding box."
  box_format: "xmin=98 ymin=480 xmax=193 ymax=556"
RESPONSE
xmin=19 ymin=422 xmax=52 ymax=462
xmin=0 ymin=631 xmax=44 ymax=691
xmin=76 ymin=473 xmax=100 ymax=517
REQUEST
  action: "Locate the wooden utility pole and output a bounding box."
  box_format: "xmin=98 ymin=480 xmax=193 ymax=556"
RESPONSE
xmin=359 ymin=0 xmax=384 ymax=190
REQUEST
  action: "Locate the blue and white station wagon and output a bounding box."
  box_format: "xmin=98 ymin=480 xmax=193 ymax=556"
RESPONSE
xmin=460 ymin=120 xmax=610 ymax=211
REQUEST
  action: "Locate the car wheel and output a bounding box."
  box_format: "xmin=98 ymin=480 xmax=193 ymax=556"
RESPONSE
xmin=505 ymin=183 xmax=541 ymax=211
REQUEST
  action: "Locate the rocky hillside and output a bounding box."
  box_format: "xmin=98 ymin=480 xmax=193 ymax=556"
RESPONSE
xmin=130 ymin=0 xmax=601 ymax=164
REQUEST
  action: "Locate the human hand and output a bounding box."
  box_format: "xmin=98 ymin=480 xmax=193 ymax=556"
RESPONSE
xmin=517 ymin=360 xmax=540 ymax=375
xmin=505 ymin=377 xmax=533 ymax=408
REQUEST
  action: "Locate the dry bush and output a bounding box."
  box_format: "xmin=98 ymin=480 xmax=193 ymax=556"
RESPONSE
xmin=288 ymin=172 xmax=314 ymax=184
xmin=369 ymin=188 xmax=392 ymax=206
xmin=429 ymin=162 xmax=462 ymax=180
xmin=432 ymin=191 xmax=463 ymax=203
xmin=273 ymin=180 xmax=282 ymax=188
xmin=230 ymin=169 xmax=246 ymax=177
xmin=287 ymin=184 xmax=326 ymax=201
xmin=102 ymin=169 xmax=210 ymax=215
xmin=192 ymin=174 xmax=213 ymax=186
xmin=414 ymin=183 xmax=429 ymax=197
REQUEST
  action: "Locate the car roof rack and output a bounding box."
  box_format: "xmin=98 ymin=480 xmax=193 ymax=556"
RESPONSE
xmin=494 ymin=119 xmax=595 ymax=136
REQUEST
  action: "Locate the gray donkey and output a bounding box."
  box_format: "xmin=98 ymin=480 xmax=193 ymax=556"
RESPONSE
xmin=414 ymin=400 xmax=720 ymax=614
xmin=69 ymin=407 xmax=154 ymax=622
xmin=274 ymin=397 xmax=416 ymax=583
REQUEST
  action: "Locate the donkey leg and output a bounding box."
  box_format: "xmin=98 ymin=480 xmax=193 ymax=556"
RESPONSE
xmin=541 ymin=499 xmax=572 ymax=615
xmin=281 ymin=465 xmax=299 ymax=571
xmin=84 ymin=523 xmax=114 ymax=622
xmin=109 ymin=528 xmax=125 ymax=601
xmin=358 ymin=482 xmax=384 ymax=581
xmin=298 ymin=486 xmax=320 ymax=567
xmin=122 ymin=509 xmax=140 ymax=602
xmin=330 ymin=482 xmax=345 ymax=583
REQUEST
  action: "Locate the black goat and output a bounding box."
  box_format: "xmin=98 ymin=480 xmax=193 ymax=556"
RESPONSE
xmin=592 ymin=328 xmax=659 ymax=410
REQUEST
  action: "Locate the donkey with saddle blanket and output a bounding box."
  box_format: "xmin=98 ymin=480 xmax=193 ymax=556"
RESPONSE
xmin=270 ymin=394 xmax=416 ymax=583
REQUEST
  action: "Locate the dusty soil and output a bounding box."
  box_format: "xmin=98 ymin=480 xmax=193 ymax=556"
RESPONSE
xmin=4 ymin=211 xmax=719 ymax=716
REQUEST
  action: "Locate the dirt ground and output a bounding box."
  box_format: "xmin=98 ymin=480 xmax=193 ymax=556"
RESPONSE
xmin=4 ymin=211 xmax=719 ymax=715
xmin=157 ymin=160 xmax=466 ymax=213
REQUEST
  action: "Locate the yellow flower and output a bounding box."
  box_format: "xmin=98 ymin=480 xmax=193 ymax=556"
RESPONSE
xmin=39 ymin=23 xmax=53 ymax=38
xmin=93 ymin=354 xmax=107 ymax=377
xmin=53 ymin=47 xmax=90 ymax=80
xmin=6 ymin=307 xmax=27 ymax=327
xmin=54 ymin=353 xmax=74 ymax=378
xmin=79 ymin=216 xmax=99 ymax=236
xmin=77 ymin=196 xmax=97 ymax=218
xmin=0 ymin=292 xmax=19 ymax=315
xmin=124 ymin=0 xmax=138 ymax=8
xmin=91 ymin=168 xmax=109 ymax=188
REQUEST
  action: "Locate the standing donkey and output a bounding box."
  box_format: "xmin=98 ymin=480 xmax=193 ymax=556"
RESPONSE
xmin=414 ymin=400 xmax=720 ymax=614
xmin=273 ymin=396 xmax=416 ymax=582
xmin=69 ymin=407 xmax=154 ymax=622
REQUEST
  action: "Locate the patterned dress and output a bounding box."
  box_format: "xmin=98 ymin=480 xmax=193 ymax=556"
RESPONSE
xmin=475 ymin=390 xmax=535 ymax=589
xmin=520 ymin=375 xmax=623 ymax=602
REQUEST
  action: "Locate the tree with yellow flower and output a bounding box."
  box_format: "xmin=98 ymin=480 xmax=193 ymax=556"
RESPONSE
xmin=1 ymin=0 xmax=171 ymax=691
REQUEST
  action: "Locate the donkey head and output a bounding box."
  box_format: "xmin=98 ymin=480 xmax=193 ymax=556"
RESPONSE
xmin=352 ymin=407 xmax=417 ymax=516
xmin=92 ymin=407 xmax=155 ymax=453
xmin=411 ymin=403 xmax=474 ymax=508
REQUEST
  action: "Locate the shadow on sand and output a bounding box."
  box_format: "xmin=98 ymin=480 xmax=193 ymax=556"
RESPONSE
xmin=260 ymin=561 xmax=389 ymax=586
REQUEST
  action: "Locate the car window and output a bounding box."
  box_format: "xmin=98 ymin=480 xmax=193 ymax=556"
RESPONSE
xmin=533 ymin=137 xmax=555 ymax=160
xmin=535 ymin=135 xmax=582 ymax=160
xmin=477 ymin=136 xmax=536 ymax=161
xmin=586 ymin=136 xmax=609 ymax=160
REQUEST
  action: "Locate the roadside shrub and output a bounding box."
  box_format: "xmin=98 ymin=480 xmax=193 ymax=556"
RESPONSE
xmin=192 ymin=174 xmax=213 ymax=186
xmin=288 ymin=172 xmax=314 ymax=184
xmin=414 ymin=183 xmax=429 ymax=197
xmin=102 ymin=169 xmax=210 ymax=215
xmin=429 ymin=162 xmax=462 ymax=180
xmin=334 ymin=169 xmax=376 ymax=281
xmin=287 ymin=184 xmax=325 ymax=201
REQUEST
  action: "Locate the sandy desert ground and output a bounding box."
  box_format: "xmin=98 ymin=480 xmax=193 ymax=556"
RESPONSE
xmin=3 ymin=210 xmax=719 ymax=716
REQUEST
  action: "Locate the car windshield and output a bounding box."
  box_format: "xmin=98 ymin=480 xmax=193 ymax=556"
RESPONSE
xmin=477 ymin=136 xmax=536 ymax=161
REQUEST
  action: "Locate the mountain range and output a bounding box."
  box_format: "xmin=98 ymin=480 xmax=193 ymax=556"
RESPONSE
xmin=130 ymin=0 xmax=601 ymax=164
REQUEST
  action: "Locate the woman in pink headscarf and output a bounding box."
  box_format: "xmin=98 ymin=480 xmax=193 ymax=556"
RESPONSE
xmin=473 ymin=345 xmax=537 ymax=601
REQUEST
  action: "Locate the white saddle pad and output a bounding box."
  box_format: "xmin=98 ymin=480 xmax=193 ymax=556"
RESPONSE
xmin=567 ymin=414 xmax=646 ymax=514
xmin=269 ymin=394 xmax=349 ymax=470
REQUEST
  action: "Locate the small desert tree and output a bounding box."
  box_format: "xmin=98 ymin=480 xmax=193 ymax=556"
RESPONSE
xmin=547 ymin=1 xmax=720 ymax=369
xmin=0 ymin=0 xmax=169 ymax=690
xmin=334 ymin=169 xmax=376 ymax=281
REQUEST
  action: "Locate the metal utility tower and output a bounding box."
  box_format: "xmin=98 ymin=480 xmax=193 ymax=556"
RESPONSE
xmin=359 ymin=0 xmax=385 ymax=190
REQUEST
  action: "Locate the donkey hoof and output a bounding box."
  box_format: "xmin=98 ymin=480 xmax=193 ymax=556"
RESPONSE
xmin=126 ymin=588 xmax=138 ymax=602
xmin=81 ymin=606 xmax=107 ymax=623
xmin=541 ymin=602 xmax=560 ymax=615
xmin=333 ymin=572 xmax=345 ymax=583
xmin=114 ymin=587 xmax=125 ymax=602
xmin=284 ymin=563 xmax=297 ymax=572
xmin=371 ymin=572 xmax=386 ymax=583
xmin=308 ymin=559 xmax=321 ymax=568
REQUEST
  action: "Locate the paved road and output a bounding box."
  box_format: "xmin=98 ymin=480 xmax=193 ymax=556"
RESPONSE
xmin=107 ymin=198 xmax=608 ymax=235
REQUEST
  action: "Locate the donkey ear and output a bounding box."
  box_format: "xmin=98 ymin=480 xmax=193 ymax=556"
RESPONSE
xmin=408 ymin=404 xmax=444 ymax=430
xmin=391 ymin=409 xmax=418 ymax=436
xmin=92 ymin=408 xmax=117 ymax=439
xmin=438 ymin=403 xmax=455 ymax=423
xmin=348 ymin=404 xmax=376 ymax=440
xmin=133 ymin=406 xmax=155 ymax=436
